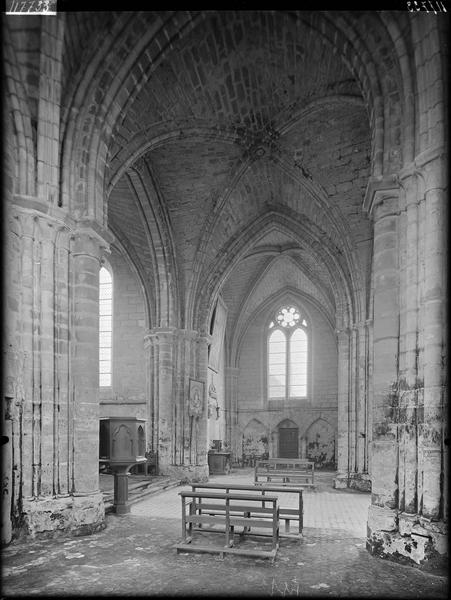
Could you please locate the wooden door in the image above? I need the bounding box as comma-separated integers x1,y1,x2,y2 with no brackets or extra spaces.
278,428,299,458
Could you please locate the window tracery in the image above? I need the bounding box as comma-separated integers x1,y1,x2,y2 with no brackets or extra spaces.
267,305,308,399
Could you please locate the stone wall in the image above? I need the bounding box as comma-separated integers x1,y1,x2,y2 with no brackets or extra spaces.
234,296,338,466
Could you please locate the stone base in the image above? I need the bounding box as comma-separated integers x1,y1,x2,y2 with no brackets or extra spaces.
21,492,105,539
367,505,448,571
160,463,209,483
334,471,372,492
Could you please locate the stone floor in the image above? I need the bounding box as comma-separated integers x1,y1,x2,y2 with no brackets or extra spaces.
2,470,448,598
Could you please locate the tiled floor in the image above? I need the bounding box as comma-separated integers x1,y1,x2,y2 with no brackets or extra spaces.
131,470,370,538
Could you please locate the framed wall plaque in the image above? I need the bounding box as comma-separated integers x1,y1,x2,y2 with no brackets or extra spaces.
188,379,204,417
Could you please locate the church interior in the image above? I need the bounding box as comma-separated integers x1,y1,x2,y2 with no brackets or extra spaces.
2,8,448,596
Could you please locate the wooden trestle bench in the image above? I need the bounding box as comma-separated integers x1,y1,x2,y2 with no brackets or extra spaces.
190,482,304,538
254,459,315,486
175,490,279,561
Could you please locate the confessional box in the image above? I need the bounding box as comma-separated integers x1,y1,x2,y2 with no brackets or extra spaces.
99,417,146,466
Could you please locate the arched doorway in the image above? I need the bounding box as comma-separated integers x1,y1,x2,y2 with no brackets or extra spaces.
277,419,299,458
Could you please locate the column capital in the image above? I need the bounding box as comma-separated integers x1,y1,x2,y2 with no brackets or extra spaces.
143,327,210,348
71,223,111,259
9,195,72,238
363,175,399,218
335,327,350,337
144,327,177,348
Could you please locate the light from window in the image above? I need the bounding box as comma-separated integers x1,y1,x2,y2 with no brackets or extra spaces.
268,306,308,399
289,328,307,396
268,329,286,398
99,266,112,387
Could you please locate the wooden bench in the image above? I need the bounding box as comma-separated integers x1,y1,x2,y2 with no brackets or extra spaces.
254,459,315,486
175,491,279,561
191,482,304,538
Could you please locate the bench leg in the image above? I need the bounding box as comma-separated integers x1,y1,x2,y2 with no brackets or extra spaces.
299,495,303,536
272,508,279,553
244,511,251,534
181,497,187,541
188,501,195,537
229,526,234,546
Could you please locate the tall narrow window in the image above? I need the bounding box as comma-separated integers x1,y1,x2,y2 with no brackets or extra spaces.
268,329,286,398
99,266,112,387
267,306,308,400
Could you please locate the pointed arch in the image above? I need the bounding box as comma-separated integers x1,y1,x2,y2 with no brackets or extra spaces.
125,163,180,327
108,233,154,330
275,418,298,430
194,210,357,336
3,23,36,196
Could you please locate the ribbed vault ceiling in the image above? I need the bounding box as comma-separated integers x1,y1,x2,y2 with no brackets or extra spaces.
100,10,373,333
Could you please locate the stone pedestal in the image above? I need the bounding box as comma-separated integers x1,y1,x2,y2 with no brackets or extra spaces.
112,466,148,515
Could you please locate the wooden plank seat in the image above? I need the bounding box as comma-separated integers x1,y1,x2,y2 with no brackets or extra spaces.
254,459,315,486
175,491,279,561
191,482,304,538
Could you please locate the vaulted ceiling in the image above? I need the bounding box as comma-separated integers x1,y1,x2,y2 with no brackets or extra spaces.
65,11,375,335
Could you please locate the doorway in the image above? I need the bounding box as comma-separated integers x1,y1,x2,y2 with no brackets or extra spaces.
278,427,299,458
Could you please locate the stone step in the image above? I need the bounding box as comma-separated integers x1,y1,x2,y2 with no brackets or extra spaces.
103,476,181,513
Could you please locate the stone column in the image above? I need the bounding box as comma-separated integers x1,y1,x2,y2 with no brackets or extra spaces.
334,321,370,491
364,318,373,476
349,324,358,473
144,328,176,472
355,321,370,487
367,187,400,538
5,201,110,537
300,436,307,459
7,205,72,536
334,327,350,488
225,367,239,460
1,396,13,545
364,157,447,567
272,430,279,459
419,155,446,521
70,229,107,496
144,328,210,481
195,333,210,469
397,171,420,515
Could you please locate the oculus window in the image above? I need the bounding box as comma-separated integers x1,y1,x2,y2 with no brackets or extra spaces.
268,306,308,399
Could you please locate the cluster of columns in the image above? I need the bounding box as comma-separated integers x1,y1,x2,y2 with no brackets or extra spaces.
143,328,211,481
225,367,240,459
366,148,447,564
334,320,372,491
2,197,110,542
